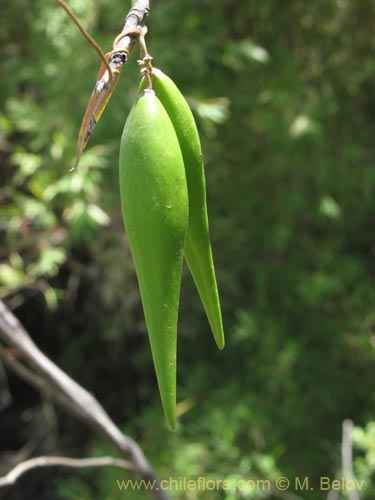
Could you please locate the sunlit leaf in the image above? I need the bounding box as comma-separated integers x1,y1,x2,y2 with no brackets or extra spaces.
28,247,67,278
87,204,111,226
289,114,320,138
11,151,42,183
223,39,270,69
319,195,341,219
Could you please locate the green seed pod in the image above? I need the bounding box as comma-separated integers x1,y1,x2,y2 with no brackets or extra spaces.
141,69,225,350
119,89,188,429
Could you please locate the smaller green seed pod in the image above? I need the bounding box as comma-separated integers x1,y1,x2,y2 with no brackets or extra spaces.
141,69,225,350
119,89,189,429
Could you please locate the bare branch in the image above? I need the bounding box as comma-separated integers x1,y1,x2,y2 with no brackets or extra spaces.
0,347,84,420
342,419,360,500
0,300,170,500
0,432,41,475
0,455,134,488
0,360,11,411
327,489,339,500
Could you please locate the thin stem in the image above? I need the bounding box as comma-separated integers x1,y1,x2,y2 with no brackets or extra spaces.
55,0,113,81
138,28,154,88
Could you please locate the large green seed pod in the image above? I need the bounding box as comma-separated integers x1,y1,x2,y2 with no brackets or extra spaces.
142,69,225,350
119,90,188,429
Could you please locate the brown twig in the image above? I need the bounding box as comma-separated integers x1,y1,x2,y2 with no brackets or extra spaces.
102,0,150,78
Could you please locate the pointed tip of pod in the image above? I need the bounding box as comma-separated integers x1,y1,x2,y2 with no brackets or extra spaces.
212,325,225,350
216,337,225,350
161,396,176,430
167,417,176,431
159,389,176,430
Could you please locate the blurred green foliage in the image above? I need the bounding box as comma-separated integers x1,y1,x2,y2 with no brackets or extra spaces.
0,0,374,499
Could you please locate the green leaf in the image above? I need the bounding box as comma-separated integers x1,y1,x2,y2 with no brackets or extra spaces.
28,247,67,278
319,195,341,219
87,204,111,226
223,39,270,69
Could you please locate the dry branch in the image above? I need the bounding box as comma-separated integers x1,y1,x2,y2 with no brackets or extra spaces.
0,299,170,500
0,456,134,488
